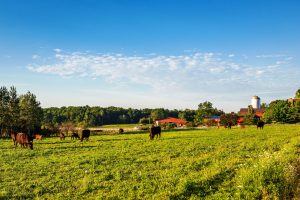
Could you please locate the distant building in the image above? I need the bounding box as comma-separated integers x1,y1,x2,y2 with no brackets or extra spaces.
288,98,300,107
238,96,265,124
238,108,265,118
203,116,221,122
251,96,261,109
156,117,187,127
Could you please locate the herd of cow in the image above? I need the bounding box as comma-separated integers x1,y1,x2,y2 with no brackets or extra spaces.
10,129,91,150
9,121,264,150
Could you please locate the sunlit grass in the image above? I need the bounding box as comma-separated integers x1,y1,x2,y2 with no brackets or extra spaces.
1,124,300,199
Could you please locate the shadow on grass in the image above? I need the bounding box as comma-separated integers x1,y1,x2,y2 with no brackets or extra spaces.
51,145,98,150
95,138,144,142
0,194,34,200
170,167,237,199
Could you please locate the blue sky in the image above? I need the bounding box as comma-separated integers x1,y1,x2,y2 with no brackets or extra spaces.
1,0,300,112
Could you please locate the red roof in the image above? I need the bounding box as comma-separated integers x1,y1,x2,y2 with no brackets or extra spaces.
239,108,265,117
158,117,187,124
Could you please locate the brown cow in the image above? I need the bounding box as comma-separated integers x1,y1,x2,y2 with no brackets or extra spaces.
34,134,43,140
10,132,17,145
59,133,65,141
149,126,161,140
15,133,33,150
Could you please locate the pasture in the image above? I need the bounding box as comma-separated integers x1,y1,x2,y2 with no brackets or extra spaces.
1,124,300,199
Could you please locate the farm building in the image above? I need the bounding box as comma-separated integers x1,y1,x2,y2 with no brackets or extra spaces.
156,117,187,127
203,116,221,127
288,98,300,107
203,116,221,124
238,108,265,117
237,96,265,124
237,108,265,124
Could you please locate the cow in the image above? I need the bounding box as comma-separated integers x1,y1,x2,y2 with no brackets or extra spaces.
80,129,90,142
257,120,265,129
59,133,65,141
10,132,17,145
149,126,161,140
227,121,233,129
15,133,33,150
34,134,43,140
119,128,124,134
71,132,80,140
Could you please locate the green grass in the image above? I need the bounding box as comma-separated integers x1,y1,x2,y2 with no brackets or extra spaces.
1,124,300,199
96,124,139,129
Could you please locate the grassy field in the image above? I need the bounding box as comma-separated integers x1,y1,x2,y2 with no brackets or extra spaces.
96,124,139,129
1,124,300,199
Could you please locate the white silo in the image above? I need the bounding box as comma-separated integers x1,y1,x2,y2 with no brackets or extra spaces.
251,96,260,109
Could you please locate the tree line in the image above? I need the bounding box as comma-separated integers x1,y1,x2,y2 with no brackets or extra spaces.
1,86,299,137
0,86,42,137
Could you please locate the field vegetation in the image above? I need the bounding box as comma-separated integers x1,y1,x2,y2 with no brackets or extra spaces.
1,124,300,199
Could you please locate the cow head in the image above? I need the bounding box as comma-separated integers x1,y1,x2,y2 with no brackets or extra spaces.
28,142,33,150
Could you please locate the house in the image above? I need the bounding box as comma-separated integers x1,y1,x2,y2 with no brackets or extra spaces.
203,116,221,122
237,108,265,124
203,116,221,127
156,117,187,127
238,108,265,117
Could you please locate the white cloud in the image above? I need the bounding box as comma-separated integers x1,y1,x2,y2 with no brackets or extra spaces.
53,48,62,53
255,54,287,58
28,49,287,90
32,54,40,60
228,54,235,58
27,49,296,111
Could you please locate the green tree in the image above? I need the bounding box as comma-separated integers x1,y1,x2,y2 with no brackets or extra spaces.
139,117,152,125
0,86,10,136
263,100,299,123
178,109,196,122
19,92,43,135
8,86,20,132
150,108,166,121
260,102,269,109
194,101,224,125
220,112,239,126
243,105,258,125
295,88,300,98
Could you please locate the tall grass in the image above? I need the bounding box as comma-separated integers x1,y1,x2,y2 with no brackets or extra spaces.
0,124,299,199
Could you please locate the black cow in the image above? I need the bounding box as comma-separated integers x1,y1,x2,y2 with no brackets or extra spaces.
149,126,161,140
71,132,80,140
15,133,33,150
80,129,90,142
257,121,265,129
227,121,233,129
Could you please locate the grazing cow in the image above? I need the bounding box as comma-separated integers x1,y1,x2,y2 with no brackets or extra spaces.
119,128,124,134
71,132,80,140
80,129,90,142
227,121,233,129
257,121,265,129
149,126,161,140
59,133,65,141
10,132,17,145
15,133,33,150
34,134,43,140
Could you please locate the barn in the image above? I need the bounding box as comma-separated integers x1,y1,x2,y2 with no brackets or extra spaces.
237,108,265,124
156,117,187,127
